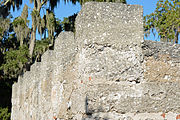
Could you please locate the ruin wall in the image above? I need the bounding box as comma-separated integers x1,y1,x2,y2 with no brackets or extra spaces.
11,2,180,120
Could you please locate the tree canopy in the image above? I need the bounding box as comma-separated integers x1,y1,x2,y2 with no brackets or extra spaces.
144,0,180,43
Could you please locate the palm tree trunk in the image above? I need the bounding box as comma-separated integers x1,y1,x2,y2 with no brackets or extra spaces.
28,0,45,58
29,25,36,58
175,26,179,43
175,32,178,43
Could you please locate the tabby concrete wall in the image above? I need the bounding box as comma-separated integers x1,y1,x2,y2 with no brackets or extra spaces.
11,2,180,120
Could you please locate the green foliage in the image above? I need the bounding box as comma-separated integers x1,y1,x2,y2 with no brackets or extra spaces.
12,17,26,28
144,0,180,43
0,46,29,79
46,10,56,45
31,9,41,30
12,5,29,46
0,18,10,39
0,78,12,120
34,39,49,61
55,18,62,37
61,13,77,32
0,107,10,120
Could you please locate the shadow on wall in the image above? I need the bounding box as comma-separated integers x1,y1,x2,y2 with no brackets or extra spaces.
84,95,109,120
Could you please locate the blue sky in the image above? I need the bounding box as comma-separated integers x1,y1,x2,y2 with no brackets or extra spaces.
127,0,158,16
11,0,160,40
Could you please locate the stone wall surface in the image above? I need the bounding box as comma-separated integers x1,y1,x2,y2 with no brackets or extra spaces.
75,2,144,83
142,40,180,82
11,2,180,120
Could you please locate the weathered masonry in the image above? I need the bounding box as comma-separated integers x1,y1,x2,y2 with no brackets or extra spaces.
11,2,180,120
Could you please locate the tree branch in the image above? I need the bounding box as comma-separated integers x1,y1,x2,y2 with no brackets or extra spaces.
41,0,47,7
37,0,47,12
3,0,10,6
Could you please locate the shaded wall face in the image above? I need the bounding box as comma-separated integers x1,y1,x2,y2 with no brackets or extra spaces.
11,32,77,120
